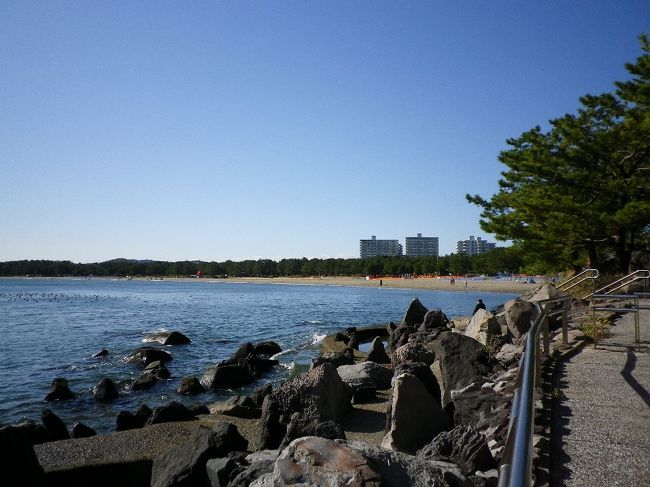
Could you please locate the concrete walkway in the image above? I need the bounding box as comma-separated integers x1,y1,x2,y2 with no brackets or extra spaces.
551,302,650,486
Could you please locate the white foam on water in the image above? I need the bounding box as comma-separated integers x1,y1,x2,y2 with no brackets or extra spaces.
311,332,326,344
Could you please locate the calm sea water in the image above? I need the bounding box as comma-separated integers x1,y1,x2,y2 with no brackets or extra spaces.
0,278,519,433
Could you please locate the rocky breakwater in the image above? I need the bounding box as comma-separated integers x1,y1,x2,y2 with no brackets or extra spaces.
3,285,589,486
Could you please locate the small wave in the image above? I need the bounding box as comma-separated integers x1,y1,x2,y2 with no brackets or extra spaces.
280,361,295,371
141,327,170,343
307,320,324,324
311,332,326,345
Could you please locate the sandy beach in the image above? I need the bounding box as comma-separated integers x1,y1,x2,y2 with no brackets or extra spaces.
211,276,541,294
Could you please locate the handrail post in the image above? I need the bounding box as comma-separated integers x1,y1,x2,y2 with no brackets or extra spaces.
542,315,550,356
561,308,568,345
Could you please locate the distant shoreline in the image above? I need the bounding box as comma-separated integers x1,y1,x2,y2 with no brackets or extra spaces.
1,275,541,294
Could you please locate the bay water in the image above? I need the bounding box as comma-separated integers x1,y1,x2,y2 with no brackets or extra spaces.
0,278,519,433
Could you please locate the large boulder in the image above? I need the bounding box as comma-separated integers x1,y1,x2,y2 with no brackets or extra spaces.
430,332,492,407
258,397,286,450
366,337,391,364
228,450,280,487
210,396,261,419
44,378,74,402
337,361,393,389
392,342,436,366
115,404,152,431
0,423,44,486
417,425,496,477
381,373,451,454
402,298,428,325
41,409,70,442
465,309,501,347
150,422,248,487
280,412,346,449
132,373,159,391
71,422,97,438
311,348,354,369
524,284,569,303
393,362,442,406
252,341,282,357
93,378,119,401
147,401,196,425
162,331,191,345
251,437,468,487
201,364,254,390
144,360,171,379
504,299,536,340
420,309,450,332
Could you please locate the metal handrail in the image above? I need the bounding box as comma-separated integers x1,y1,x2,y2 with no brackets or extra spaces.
591,293,650,345
498,296,573,487
584,270,650,299
557,269,599,292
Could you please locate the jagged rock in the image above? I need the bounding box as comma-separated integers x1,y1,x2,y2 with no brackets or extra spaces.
495,343,523,364
10,420,48,445
44,378,74,402
177,376,205,395
205,457,239,487
188,404,210,416
504,299,535,340
417,425,496,476
251,437,468,487
163,331,191,345
392,342,436,366
465,309,501,346
337,361,393,389
252,341,282,357
41,409,69,441
402,298,428,325
258,397,286,450
71,422,96,438
151,422,248,487
352,385,377,403
393,362,442,405
311,348,354,368
430,332,492,407
280,413,346,449
366,337,391,364
229,450,279,487
132,372,158,391
92,349,109,357
388,323,413,350
127,347,172,367
144,360,171,379
251,383,273,407
382,373,451,454
201,364,254,390
93,378,119,401
0,423,45,486
147,401,196,425
420,309,450,331
115,404,152,431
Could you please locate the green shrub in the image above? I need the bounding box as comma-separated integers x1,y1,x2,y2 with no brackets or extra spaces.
579,314,611,345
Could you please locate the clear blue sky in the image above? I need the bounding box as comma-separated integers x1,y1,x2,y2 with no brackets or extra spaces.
0,1,647,263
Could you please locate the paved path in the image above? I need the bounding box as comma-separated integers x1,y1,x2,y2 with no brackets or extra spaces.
551,302,650,486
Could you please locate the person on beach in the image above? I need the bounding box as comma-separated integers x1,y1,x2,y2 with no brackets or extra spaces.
473,299,486,315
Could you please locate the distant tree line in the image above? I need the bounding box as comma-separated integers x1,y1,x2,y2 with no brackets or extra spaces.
0,248,526,278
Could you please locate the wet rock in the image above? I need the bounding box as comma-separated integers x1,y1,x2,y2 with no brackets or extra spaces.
162,331,191,345
151,422,248,487
71,422,97,438
93,377,119,401
44,378,74,402
92,349,109,358
252,341,282,357
132,372,158,391
144,360,171,379
127,347,172,367
176,376,205,395
201,364,254,390
41,409,70,442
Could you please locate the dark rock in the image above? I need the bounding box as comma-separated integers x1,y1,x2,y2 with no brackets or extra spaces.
150,422,248,487
144,360,171,379
347,331,360,350
201,364,254,390
394,361,442,405
177,376,205,395
402,297,428,326
280,413,346,449
92,349,109,357
205,457,239,487
352,385,377,404
451,383,511,443
41,408,70,441
431,332,492,407
366,337,391,364
334,332,349,343
93,378,119,401
44,378,74,402
229,450,279,487
421,309,450,331
382,373,451,454
252,341,282,357
187,404,210,416
115,404,152,431
250,383,273,407
210,396,261,419
163,331,191,345
132,372,158,391
311,347,354,368
258,397,286,450
337,361,393,389
128,347,172,367
504,299,535,340
246,355,279,378
0,423,44,486
71,422,96,438
388,323,413,350
147,401,196,425
417,425,496,477
315,420,347,441
11,420,48,445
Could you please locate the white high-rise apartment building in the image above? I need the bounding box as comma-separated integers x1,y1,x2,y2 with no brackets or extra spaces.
359,236,403,258
456,236,496,256
405,233,439,257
